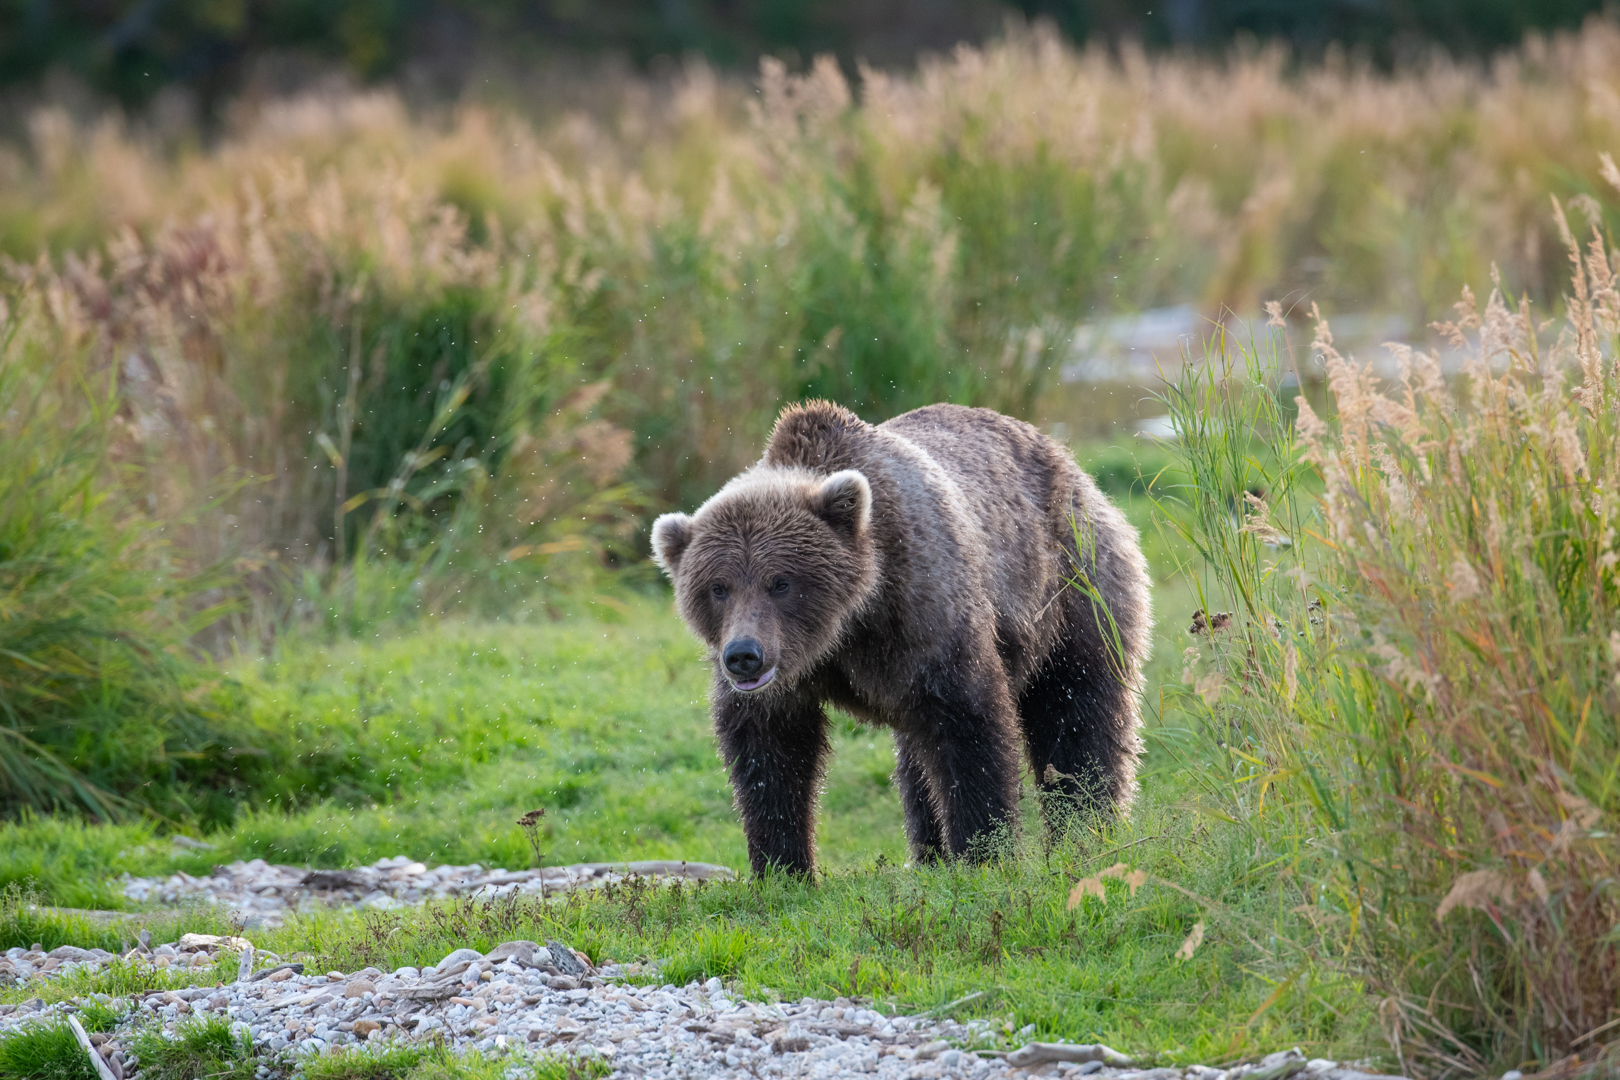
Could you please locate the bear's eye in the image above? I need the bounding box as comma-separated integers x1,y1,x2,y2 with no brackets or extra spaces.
711,583,729,600
770,577,791,596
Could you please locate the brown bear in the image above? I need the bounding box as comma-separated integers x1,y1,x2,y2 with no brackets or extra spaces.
651,401,1152,876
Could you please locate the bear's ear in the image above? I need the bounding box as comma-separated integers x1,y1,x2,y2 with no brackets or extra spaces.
811,470,871,541
650,513,694,576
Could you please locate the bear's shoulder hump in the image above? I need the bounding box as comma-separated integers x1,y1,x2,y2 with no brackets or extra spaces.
765,400,868,470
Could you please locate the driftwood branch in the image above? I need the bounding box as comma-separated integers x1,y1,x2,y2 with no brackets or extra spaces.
1003,1042,1134,1068
67,1015,120,1080
914,990,986,1018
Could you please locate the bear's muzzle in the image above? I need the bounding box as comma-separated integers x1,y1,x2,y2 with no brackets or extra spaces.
723,637,777,691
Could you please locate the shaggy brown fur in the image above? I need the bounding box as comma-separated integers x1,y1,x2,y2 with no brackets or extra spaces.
652,401,1152,876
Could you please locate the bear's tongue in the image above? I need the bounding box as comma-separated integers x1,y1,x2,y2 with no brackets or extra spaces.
734,667,777,692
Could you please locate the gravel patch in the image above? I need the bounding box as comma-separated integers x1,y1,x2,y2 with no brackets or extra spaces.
117,857,736,929
1,856,1409,1080
0,941,1408,1080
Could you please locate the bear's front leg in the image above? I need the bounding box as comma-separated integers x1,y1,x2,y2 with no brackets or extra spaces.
713,679,830,877
902,645,1022,860
893,734,946,864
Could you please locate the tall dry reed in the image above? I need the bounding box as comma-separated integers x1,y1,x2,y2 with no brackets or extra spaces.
0,290,258,822
4,18,1620,552
1161,162,1620,1076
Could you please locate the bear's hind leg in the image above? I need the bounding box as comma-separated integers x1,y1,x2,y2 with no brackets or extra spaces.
893,734,945,864
1018,626,1142,831
715,686,830,877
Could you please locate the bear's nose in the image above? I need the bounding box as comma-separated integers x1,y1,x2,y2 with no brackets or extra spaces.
723,638,765,679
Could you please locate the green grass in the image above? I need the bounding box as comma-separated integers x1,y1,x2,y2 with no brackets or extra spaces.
0,521,1387,1065
303,1043,609,1080
0,471,1390,1067
130,1017,255,1080
0,1021,96,1080
0,956,234,1008
522,1055,612,1080
72,1001,127,1035
3,470,1184,900
658,923,757,986
2,593,921,901
301,1044,436,1080
0,886,239,953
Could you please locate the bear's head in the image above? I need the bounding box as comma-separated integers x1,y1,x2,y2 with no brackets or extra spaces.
651,468,877,694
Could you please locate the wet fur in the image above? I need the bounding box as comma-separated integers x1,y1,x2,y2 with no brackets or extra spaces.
652,401,1152,876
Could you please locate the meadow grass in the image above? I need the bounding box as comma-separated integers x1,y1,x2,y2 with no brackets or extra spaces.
301,1044,437,1080
130,1017,256,1080
0,887,233,955
0,809,1377,1065
1,800,1379,1067
0,444,1184,897
0,547,1392,1067
1,599,883,895
0,1020,96,1080
72,1001,127,1036
302,1042,609,1080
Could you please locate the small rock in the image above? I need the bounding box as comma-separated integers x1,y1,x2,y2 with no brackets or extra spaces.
48,946,100,963
483,941,540,966
435,948,483,970
545,941,587,977
171,835,216,851
249,963,303,982
1231,1049,1307,1080
1006,1043,1134,1069
344,980,375,998
178,933,250,951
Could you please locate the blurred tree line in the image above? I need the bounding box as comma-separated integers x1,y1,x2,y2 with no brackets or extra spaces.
0,0,1607,109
